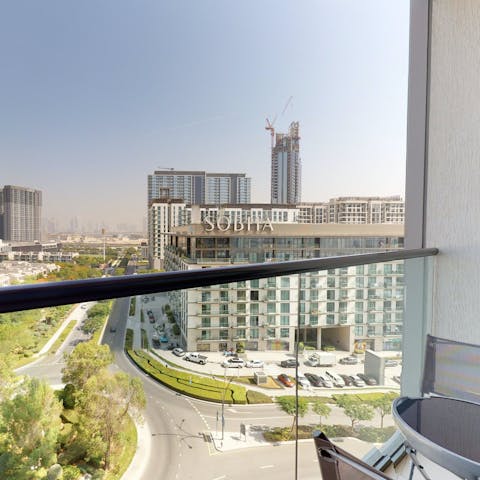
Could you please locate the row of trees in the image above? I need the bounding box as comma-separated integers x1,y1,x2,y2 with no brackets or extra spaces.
278,392,398,437
0,342,145,479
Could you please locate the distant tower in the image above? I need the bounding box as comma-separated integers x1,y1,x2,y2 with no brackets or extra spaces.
0,185,42,242
270,122,301,204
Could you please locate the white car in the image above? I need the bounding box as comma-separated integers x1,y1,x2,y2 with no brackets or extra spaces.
172,347,185,357
222,358,245,368
318,375,333,388
297,375,310,388
325,370,345,388
246,359,264,368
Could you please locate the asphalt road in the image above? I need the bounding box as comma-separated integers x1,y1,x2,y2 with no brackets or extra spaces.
18,293,332,479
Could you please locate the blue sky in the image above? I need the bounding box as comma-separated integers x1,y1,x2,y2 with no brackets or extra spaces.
0,1,410,230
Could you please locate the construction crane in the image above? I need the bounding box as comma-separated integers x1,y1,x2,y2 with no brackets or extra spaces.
265,96,293,148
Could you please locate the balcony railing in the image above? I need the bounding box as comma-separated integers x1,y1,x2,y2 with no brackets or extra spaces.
0,247,438,480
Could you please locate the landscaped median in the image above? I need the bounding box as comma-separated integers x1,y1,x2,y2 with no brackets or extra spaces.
125,328,272,405
127,349,248,404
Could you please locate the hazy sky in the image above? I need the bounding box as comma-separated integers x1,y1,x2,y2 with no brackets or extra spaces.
0,1,410,230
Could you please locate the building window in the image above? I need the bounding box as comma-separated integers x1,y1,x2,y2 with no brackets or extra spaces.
356,289,364,300
267,303,276,314
201,292,211,302
326,314,335,325
367,313,376,323
367,325,376,336
267,290,276,301
281,277,290,288
250,303,259,314
326,302,335,313
267,327,275,338
280,328,289,338
356,265,364,275
219,317,228,328
250,328,259,339
220,291,229,302
236,317,246,327
356,277,364,288
281,290,290,301
236,329,246,339
237,290,246,301
280,315,289,326
200,330,210,340
201,318,211,328
280,303,290,314
250,279,259,288
250,290,259,301
219,329,229,340
339,314,348,324
355,313,364,324
250,316,259,327
327,290,335,300
220,304,228,314
354,325,363,336
339,302,347,313
237,304,246,314
327,277,336,288
355,301,363,313
201,305,211,315
310,315,318,326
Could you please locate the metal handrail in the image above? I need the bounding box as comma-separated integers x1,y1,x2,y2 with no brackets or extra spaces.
0,248,438,314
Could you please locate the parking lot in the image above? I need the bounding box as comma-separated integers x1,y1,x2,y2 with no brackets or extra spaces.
136,294,402,392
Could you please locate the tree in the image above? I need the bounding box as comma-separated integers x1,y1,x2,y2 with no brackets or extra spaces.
370,392,398,428
277,396,309,439
0,377,62,479
311,400,332,426
0,355,16,401
75,371,146,471
62,341,113,389
337,396,374,431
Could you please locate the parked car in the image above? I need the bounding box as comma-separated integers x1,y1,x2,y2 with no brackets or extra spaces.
184,352,208,365
109,325,117,333
317,374,333,388
385,359,399,367
339,374,353,386
246,359,264,368
348,375,365,387
160,335,169,343
325,370,345,388
172,347,185,357
339,356,359,365
304,372,323,387
280,359,299,368
297,375,310,388
357,373,378,385
277,374,294,387
305,356,320,367
222,358,245,368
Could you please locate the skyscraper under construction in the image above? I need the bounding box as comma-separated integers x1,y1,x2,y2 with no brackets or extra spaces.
270,121,301,204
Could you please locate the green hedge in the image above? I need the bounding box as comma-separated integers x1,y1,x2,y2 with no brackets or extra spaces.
127,350,247,404
125,329,134,350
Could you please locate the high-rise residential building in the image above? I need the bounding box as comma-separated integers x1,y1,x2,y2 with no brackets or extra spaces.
148,197,405,267
148,170,251,205
0,185,42,242
271,121,301,204
164,222,404,354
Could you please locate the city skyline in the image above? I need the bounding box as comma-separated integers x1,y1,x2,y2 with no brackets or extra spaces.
1,1,409,229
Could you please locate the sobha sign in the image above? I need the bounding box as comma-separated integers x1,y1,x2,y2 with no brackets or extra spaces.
203,216,274,232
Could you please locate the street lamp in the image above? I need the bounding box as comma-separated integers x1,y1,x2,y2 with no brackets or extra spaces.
220,366,234,442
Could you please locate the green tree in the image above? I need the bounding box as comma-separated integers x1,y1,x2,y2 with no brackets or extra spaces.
0,378,62,479
277,396,309,439
62,341,113,389
76,371,145,471
311,400,332,426
370,392,398,428
337,396,374,431
0,355,16,401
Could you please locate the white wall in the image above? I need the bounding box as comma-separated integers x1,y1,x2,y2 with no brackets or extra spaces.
426,0,480,342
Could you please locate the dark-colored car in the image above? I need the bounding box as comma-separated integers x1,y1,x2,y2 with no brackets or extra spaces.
304,372,323,387
348,375,365,387
109,325,117,333
280,359,299,368
339,374,353,386
357,373,378,386
277,374,294,387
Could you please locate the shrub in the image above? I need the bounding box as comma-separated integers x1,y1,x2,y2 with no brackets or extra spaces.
172,324,181,336
246,390,273,404
63,465,81,480
125,328,134,349
63,383,76,409
47,464,63,480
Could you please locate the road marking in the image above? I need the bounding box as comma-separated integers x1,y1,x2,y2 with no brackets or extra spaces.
260,465,274,469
